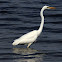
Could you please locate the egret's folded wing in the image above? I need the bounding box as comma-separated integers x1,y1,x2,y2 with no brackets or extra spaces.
19,30,37,39
13,30,38,45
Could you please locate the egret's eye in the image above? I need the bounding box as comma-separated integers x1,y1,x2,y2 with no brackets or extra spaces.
47,7,49,8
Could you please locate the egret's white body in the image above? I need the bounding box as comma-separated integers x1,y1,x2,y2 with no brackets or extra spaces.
13,30,38,45
12,6,55,48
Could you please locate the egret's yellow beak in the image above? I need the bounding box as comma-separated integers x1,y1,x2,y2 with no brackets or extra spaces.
48,7,56,9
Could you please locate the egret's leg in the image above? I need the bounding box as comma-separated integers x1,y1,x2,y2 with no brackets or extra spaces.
27,43,32,48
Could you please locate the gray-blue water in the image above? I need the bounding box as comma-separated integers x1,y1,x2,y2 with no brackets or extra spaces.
0,0,62,62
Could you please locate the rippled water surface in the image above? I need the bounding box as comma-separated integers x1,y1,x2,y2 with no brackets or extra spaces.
0,0,62,62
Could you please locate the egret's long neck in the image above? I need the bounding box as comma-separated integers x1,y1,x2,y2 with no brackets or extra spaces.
38,8,45,36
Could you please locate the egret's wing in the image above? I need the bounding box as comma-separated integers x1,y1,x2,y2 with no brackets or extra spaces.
13,30,38,45
19,30,37,39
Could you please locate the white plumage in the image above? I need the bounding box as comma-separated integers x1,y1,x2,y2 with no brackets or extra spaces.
13,30,37,45
12,6,56,48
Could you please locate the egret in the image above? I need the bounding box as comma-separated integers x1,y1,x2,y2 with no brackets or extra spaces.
12,6,56,48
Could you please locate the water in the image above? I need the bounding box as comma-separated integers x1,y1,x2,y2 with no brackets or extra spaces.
0,0,62,62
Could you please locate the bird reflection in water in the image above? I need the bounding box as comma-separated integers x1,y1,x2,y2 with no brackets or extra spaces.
12,48,44,62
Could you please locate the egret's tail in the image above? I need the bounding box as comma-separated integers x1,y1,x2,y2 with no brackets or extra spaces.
12,42,18,46
12,39,20,46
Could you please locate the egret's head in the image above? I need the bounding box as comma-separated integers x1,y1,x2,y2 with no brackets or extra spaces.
40,6,56,17
43,6,56,10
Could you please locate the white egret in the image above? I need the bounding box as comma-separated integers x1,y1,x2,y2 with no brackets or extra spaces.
12,6,56,48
